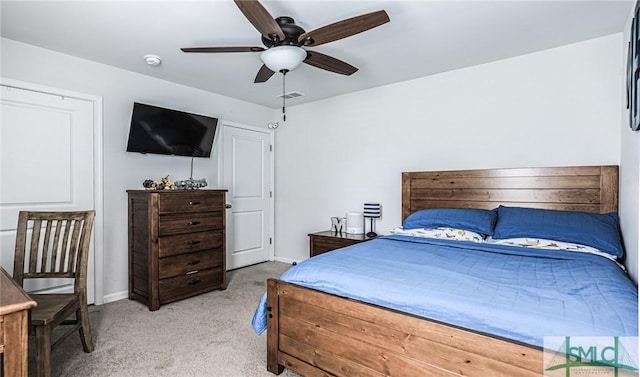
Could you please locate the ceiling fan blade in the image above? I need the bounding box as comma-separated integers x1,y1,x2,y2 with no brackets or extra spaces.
298,10,389,47
254,64,275,83
304,51,358,76
234,0,285,42
181,46,264,53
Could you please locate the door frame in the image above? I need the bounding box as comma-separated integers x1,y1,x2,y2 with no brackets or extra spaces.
217,120,275,264
1,77,105,305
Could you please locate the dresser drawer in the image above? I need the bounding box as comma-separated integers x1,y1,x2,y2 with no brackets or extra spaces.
158,250,223,279
311,236,362,255
158,230,223,258
159,213,222,235
159,268,223,303
158,193,224,214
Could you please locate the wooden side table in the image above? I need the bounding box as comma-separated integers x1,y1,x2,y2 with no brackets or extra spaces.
0,267,37,377
308,231,375,257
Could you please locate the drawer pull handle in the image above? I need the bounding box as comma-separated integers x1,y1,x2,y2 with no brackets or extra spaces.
188,279,201,286
188,201,200,206
186,270,199,275
187,259,201,266
187,221,201,226
187,240,201,245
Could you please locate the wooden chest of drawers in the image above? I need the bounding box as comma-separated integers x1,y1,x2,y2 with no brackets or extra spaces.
127,189,227,310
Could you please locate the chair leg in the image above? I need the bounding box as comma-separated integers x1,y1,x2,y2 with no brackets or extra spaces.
77,305,94,353
35,325,52,377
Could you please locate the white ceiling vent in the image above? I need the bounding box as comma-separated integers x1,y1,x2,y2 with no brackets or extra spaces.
277,91,305,100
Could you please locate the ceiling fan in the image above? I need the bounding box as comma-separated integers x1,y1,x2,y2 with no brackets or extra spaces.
181,0,390,83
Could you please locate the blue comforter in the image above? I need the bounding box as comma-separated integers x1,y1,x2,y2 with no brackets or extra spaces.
252,235,638,347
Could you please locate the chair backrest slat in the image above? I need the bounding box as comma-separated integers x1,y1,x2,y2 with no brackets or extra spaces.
29,219,42,273
60,219,72,272
41,220,54,272
67,219,82,273
51,220,63,272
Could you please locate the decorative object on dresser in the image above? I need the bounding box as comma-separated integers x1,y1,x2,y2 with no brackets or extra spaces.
172,177,208,190
345,211,364,234
308,230,374,257
142,176,174,190
127,189,227,311
330,216,346,233
363,202,381,237
142,176,209,190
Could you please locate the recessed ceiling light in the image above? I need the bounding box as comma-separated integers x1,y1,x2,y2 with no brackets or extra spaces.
144,54,162,66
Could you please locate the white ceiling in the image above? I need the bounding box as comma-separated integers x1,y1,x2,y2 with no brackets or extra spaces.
1,1,633,109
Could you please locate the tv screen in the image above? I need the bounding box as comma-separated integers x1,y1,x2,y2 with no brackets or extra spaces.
126,102,218,158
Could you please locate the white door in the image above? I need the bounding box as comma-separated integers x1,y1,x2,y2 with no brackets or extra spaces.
222,123,273,270
0,84,96,303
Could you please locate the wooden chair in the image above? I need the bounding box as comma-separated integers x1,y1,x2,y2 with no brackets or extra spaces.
12,210,96,377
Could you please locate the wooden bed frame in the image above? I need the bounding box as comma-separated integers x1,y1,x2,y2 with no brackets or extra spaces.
266,165,619,377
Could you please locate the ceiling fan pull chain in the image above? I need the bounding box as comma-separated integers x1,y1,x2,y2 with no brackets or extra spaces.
282,69,287,122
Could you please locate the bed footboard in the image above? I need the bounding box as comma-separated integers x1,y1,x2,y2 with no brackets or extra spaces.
266,278,545,376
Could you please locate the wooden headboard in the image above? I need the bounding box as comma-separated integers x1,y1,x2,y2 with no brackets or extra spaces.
402,165,618,221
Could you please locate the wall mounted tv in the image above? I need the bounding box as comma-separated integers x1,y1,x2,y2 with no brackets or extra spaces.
126,102,218,158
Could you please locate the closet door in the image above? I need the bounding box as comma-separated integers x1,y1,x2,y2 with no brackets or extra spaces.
0,83,96,303
222,123,274,270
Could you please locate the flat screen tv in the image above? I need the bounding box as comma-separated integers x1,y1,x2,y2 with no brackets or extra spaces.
126,102,218,158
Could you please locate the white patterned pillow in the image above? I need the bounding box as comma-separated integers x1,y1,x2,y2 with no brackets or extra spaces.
489,237,617,261
390,227,485,243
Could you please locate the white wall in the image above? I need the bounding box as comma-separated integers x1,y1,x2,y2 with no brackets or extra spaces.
620,9,640,284
1,38,275,302
274,35,626,266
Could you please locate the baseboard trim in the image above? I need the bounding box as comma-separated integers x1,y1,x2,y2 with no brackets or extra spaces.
102,290,129,304
274,256,302,265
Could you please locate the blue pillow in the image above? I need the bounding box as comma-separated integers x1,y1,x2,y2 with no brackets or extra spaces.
402,208,497,236
492,205,624,258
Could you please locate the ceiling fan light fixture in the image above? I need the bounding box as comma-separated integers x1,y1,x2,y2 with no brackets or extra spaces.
260,46,307,72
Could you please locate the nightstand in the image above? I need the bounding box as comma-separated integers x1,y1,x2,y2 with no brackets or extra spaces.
308,231,375,257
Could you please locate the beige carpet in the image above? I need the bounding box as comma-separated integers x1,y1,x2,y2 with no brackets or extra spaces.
37,261,302,377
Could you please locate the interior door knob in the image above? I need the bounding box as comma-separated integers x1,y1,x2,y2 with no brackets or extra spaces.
226,203,232,209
